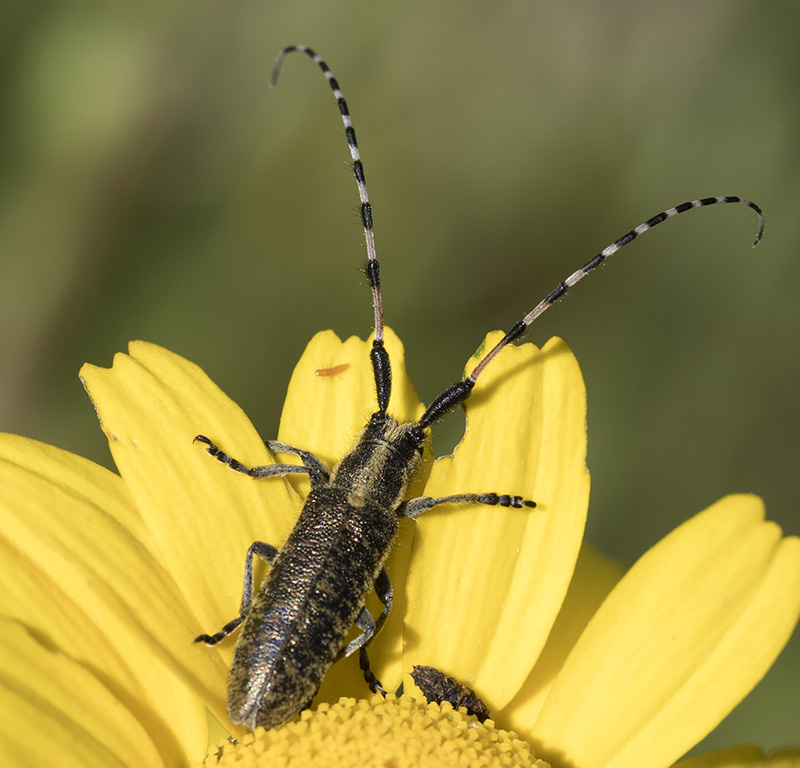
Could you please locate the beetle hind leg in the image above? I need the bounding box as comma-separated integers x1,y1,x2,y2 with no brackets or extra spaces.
335,569,393,695
193,540,278,646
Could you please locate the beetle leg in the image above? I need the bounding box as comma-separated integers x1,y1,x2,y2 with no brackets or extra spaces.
335,577,391,697
402,491,536,519
195,435,329,487
194,541,278,646
264,440,331,486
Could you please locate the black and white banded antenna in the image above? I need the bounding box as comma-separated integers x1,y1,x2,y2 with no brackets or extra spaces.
416,196,764,429
466,196,765,383
270,45,393,418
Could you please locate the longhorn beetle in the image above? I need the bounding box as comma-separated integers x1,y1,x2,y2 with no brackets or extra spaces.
194,45,764,732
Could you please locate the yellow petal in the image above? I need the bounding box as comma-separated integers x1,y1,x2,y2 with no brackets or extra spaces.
532,494,800,768
497,544,624,734
0,433,215,761
677,746,800,768
0,620,164,768
404,334,590,711
80,341,299,643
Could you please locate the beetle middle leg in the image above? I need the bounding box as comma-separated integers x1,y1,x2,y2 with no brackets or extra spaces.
402,491,536,519
194,540,278,646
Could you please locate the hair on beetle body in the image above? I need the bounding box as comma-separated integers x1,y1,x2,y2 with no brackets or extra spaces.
194,45,764,731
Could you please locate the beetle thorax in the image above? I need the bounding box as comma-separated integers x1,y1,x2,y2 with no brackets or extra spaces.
329,413,425,512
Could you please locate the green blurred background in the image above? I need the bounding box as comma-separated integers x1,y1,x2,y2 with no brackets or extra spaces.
1,0,797,754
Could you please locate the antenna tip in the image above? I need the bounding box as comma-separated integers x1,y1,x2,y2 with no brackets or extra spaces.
270,45,301,88
748,200,765,248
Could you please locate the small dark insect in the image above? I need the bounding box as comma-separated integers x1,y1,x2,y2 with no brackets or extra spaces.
411,665,491,722
194,45,764,732
315,363,351,377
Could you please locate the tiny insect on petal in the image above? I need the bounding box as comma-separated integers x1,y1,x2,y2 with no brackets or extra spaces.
315,363,351,376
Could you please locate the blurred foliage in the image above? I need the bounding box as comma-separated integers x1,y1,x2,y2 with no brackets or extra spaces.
1,0,798,754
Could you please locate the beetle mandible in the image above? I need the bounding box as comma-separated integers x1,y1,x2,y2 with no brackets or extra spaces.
194,45,764,731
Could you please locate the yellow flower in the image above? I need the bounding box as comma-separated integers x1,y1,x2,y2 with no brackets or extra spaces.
0,329,797,768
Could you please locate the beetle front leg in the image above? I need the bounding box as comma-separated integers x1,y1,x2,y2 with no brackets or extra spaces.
194,435,329,488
